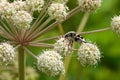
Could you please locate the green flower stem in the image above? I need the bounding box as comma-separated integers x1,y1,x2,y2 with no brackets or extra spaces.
0,20,15,40
24,0,52,40
29,20,60,41
58,24,64,35
79,27,111,35
77,12,90,32
0,27,14,40
29,6,83,41
66,6,81,20
23,46,38,59
0,19,13,35
27,17,52,41
5,18,17,35
34,27,111,43
5,19,19,41
34,36,60,42
28,42,54,48
14,44,21,49
59,54,72,80
18,47,26,80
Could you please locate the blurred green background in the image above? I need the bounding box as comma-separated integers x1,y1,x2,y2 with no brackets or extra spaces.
8,0,120,80
30,0,120,80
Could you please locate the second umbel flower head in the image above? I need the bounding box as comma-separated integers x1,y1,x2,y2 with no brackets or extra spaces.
78,43,101,66
111,15,120,36
78,0,102,12
0,42,15,66
37,50,65,76
48,2,68,20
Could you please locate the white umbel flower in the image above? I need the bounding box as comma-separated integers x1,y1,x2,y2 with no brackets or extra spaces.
11,11,32,29
54,37,73,56
26,0,44,12
0,0,7,2
78,43,101,66
11,1,27,11
111,16,120,35
0,2,16,19
53,0,68,4
37,50,65,76
48,3,68,20
0,43,15,66
78,0,102,12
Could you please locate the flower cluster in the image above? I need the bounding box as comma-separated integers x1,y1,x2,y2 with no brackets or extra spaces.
111,15,120,36
0,0,7,2
48,3,68,20
0,2,16,18
54,37,73,56
0,42,15,66
0,0,111,78
37,50,65,76
11,1,27,11
26,0,44,12
11,11,32,29
78,0,102,12
78,43,101,66
0,0,32,29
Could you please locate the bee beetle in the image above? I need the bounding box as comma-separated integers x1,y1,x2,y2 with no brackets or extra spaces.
64,31,76,41
64,31,87,43
74,34,86,43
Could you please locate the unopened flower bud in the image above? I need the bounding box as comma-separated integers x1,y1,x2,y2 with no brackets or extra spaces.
78,43,101,66
37,50,65,76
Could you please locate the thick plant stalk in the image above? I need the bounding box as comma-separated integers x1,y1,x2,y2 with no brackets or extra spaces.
18,47,26,80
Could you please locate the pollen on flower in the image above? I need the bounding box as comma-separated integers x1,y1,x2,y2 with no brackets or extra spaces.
37,50,65,76
0,42,15,66
78,0,102,12
54,37,73,56
78,43,101,66
48,3,68,20
26,0,44,12
11,11,33,29
111,15,120,36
